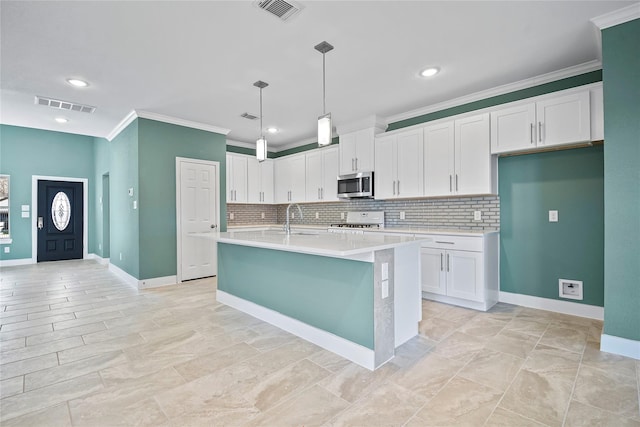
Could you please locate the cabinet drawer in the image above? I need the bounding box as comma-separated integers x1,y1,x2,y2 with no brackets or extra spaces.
416,234,483,252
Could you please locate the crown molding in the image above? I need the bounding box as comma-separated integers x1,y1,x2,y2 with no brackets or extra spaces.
106,110,137,141
226,139,255,150
275,135,319,152
386,60,602,124
335,115,388,136
135,111,231,135
591,3,640,29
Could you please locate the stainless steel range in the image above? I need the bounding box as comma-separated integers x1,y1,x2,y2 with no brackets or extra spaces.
328,211,384,234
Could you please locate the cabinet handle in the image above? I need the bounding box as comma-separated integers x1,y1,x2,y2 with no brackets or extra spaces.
446,253,450,272
321,188,324,200
435,241,455,244
355,158,358,170
530,123,534,144
538,122,543,142
397,180,400,195
392,181,396,195
455,174,458,192
318,188,321,200
449,175,453,192
352,158,355,171
440,253,444,271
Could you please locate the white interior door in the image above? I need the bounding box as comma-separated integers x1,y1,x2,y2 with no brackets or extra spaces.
177,158,219,281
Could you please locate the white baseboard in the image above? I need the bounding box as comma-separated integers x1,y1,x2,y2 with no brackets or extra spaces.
108,263,138,287
87,253,110,265
600,334,640,360
139,275,177,289
499,291,604,320
0,258,33,267
217,290,376,370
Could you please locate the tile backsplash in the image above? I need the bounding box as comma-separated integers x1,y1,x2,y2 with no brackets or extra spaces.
228,195,499,231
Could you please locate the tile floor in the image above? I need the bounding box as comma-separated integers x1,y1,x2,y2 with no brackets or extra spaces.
1,260,639,426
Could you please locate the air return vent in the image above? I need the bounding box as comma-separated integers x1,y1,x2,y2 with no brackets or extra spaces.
35,96,96,114
255,0,303,21
241,112,258,120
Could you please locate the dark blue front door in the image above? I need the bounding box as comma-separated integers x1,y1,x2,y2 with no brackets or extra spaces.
37,180,83,262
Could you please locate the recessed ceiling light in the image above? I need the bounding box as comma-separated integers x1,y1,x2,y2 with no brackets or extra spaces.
267,127,278,134
55,117,68,123
66,78,89,87
420,67,440,77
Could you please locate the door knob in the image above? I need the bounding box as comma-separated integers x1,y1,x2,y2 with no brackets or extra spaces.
37,217,44,230
210,224,217,229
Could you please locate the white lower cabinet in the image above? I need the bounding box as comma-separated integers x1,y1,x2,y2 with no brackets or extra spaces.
418,233,499,311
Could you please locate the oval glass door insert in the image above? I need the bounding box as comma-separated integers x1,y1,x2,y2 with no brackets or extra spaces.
51,191,71,231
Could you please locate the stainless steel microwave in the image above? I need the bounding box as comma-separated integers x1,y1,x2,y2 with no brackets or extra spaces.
337,172,374,199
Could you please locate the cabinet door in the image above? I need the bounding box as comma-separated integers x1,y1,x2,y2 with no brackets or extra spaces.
396,130,423,198
338,132,357,175
305,151,323,202
424,121,455,197
374,135,396,200
420,248,446,295
446,250,483,302
246,157,261,204
226,154,233,203
321,147,339,201
354,128,375,172
537,91,590,148
490,103,536,154
455,113,491,196
274,158,291,204
260,160,274,204
289,154,306,203
232,155,247,203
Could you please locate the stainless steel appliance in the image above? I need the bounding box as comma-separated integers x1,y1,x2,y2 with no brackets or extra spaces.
337,172,374,199
328,211,384,234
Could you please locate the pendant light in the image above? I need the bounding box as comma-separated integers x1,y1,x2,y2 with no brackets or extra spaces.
254,80,269,162
315,41,334,147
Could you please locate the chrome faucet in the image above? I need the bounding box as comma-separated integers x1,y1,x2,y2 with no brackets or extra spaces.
284,203,303,235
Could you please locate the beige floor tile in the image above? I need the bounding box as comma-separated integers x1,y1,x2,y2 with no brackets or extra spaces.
0,375,24,398
433,331,486,362
418,316,459,341
0,305,50,319
0,352,58,380
457,316,508,338
409,376,502,426
0,337,25,352
573,364,640,418
391,352,463,398
25,350,126,391
538,324,588,353
486,329,540,358
328,381,426,427
524,344,582,378
247,384,349,427
0,313,76,333
53,310,124,331
0,403,72,427
439,305,480,324
565,400,640,427
306,349,352,373
0,313,28,326
71,397,168,427
1,336,83,365
389,335,435,369
0,372,103,422
173,342,260,382
0,323,54,342
26,321,106,346
458,348,524,391
81,320,159,344
319,360,398,403
581,341,638,376
58,333,144,365
484,406,547,426
503,316,550,337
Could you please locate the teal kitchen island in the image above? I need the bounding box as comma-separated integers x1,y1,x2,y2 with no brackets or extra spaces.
206,229,428,370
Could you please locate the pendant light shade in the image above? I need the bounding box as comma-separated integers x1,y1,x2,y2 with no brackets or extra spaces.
315,41,334,147
254,80,269,162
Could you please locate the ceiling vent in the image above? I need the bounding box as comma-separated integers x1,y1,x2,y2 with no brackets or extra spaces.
255,0,303,21
35,96,96,114
241,112,259,120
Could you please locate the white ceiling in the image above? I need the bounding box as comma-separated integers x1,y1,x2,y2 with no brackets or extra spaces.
0,1,634,150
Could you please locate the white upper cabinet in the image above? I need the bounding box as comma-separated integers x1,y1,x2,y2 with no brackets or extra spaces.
305,146,338,202
424,113,495,197
226,153,247,203
491,89,591,154
339,128,375,175
275,153,306,204
375,129,423,199
247,157,274,204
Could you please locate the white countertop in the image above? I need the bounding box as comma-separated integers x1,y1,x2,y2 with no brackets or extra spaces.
195,229,428,258
227,224,498,237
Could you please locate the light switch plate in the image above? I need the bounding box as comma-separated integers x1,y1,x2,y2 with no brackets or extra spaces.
381,262,388,280
549,210,558,222
474,211,482,221
21,205,30,212
229,213,234,220
399,211,405,220
3,247,9,253
21,211,30,218
133,200,137,210
128,187,134,196
381,280,389,299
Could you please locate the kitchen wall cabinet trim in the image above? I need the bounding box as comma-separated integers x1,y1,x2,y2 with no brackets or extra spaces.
275,153,306,204
247,157,274,204
305,146,339,202
339,128,376,175
374,128,424,200
226,153,247,203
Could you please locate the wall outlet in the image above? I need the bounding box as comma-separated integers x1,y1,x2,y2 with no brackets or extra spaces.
229,212,234,220
399,211,405,220
3,247,9,253
261,212,265,219
98,243,102,250
381,280,389,299
474,210,482,221
549,210,558,222
559,279,583,300
291,212,295,219
341,212,345,220
119,252,123,261
315,212,319,220
128,187,134,197
133,200,137,210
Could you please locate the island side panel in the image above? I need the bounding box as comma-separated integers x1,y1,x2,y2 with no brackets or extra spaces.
373,249,395,367
217,242,375,349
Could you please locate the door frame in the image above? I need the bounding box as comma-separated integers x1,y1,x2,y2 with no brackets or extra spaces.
175,157,220,283
31,175,89,263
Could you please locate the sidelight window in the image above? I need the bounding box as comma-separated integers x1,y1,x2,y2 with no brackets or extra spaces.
0,175,9,239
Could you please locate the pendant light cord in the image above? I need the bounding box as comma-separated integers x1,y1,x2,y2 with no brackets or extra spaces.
322,52,326,115
259,87,263,139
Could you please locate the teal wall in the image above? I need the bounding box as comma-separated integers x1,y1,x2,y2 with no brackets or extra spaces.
602,19,640,341
218,243,375,349
0,125,95,261
137,118,227,280
499,146,604,306
108,120,140,278
93,137,110,258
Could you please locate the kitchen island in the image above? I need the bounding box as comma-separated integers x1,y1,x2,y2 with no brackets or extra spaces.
202,229,428,370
